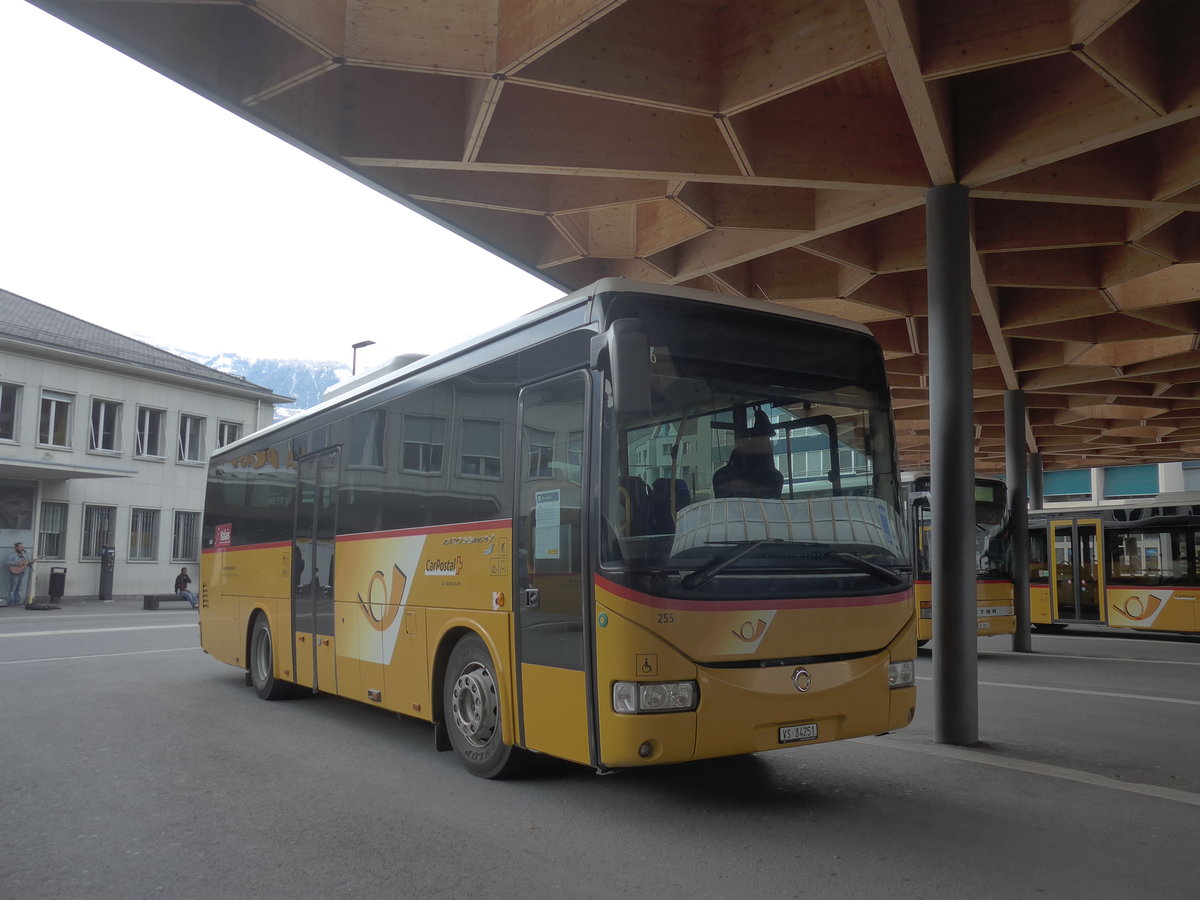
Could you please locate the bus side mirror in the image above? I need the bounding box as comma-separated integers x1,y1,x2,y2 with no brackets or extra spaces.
593,320,650,415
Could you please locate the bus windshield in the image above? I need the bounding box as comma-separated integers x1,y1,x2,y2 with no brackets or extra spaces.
599,300,906,598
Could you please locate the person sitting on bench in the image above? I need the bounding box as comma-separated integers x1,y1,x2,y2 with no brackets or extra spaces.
175,567,199,610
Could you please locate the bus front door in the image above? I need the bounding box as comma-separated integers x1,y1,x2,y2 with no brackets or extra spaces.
293,448,340,692
1050,518,1105,624
514,372,593,766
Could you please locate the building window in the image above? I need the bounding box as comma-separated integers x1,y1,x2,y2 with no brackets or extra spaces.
89,399,123,452
0,382,20,441
39,390,74,448
527,427,554,479
217,421,241,448
568,430,583,481
38,502,68,560
178,414,206,462
172,511,200,562
402,414,445,473
129,508,160,561
350,410,385,468
136,406,166,457
460,419,502,478
82,505,116,559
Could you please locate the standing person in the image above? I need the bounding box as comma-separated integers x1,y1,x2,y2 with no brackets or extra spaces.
175,566,198,610
5,542,32,608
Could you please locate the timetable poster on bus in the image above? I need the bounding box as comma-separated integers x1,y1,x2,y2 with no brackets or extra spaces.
534,489,561,560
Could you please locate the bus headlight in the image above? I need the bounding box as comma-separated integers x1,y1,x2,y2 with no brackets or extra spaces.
613,680,698,714
888,660,915,689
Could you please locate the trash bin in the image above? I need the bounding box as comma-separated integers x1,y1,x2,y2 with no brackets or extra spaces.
49,566,66,601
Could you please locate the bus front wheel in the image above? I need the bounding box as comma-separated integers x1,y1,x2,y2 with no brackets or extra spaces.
249,614,295,701
443,634,528,779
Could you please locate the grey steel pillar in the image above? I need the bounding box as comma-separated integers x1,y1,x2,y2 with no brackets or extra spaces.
1029,453,1045,510
926,183,978,746
1005,390,1032,652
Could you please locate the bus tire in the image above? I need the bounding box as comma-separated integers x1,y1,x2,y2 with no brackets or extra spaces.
443,634,527,779
249,614,295,701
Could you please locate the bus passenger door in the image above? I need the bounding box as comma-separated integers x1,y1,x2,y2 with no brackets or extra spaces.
514,372,593,766
294,448,340,692
1050,519,1104,623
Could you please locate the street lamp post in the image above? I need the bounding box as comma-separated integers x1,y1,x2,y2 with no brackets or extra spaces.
351,340,375,375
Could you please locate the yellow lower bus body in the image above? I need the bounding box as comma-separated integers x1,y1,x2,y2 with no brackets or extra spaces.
914,579,1016,643
202,527,916,771
1030,583,1199,633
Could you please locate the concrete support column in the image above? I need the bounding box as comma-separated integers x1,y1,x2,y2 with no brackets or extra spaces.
1029,454,1045,510
926,184,977,746
1005,390,1031,653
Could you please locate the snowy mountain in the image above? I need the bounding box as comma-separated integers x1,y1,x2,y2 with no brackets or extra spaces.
152,342,351,419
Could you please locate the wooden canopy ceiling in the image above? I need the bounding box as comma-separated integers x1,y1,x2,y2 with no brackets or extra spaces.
32,0,1200,473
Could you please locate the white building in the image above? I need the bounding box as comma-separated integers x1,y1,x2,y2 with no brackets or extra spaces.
0,289,289,603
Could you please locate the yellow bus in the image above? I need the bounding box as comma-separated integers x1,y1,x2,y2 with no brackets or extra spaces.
1029,494,1200,634
200,278,916,777
906,475,1016,645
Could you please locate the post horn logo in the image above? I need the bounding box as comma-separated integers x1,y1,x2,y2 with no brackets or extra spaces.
356,564,407,632
732,618,768,642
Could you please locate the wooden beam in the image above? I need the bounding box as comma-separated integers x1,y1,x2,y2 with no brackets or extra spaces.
255,0,349,57
999,287,1111,328
974,199,1128,251
345,0,497,75
918,0,1071,80
958,54,1190,187
497,0,627,71
748,88,928,188
864,0,955,183
983,248,1103,288
510,1,718,112
1074,2,1165,115
717,0,883,114
476,85,738,175
464,77,505,162
1108,262,1200,309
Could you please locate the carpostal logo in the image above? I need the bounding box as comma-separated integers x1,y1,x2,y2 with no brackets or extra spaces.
425,555,465,577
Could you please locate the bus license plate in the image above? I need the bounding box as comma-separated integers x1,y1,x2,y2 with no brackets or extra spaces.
779,723,818,744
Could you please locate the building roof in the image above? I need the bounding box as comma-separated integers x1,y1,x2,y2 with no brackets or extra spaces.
0,288,289,402
24,0,1200,472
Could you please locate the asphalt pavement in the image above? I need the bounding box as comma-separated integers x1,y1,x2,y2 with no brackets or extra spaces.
1,598,1198,899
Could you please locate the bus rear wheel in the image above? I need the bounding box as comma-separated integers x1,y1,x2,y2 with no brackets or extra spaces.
443,634,528,779
249,614,295,701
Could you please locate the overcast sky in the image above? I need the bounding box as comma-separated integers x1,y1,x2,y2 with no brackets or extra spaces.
0,0,564,372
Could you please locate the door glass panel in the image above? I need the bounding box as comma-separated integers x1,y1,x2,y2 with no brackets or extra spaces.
294,448,340,636
518,373,587,670
1053,525,1075,619
1077,524,1100,621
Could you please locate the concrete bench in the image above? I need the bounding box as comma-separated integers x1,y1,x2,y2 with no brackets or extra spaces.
143,593,194,610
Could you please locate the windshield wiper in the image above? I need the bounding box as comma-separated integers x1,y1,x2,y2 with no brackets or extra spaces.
681,539,827,589
831,552,910,587
680,541,910,590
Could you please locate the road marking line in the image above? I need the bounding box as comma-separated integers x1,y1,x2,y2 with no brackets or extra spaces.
916,675,1200,706
912,676,1195,705
1005,651,1200,667
859,735,1200,808
0,624,197,638
0,647,200,665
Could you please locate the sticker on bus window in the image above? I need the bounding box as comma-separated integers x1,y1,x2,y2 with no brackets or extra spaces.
534,489,561,560
215,523,232,548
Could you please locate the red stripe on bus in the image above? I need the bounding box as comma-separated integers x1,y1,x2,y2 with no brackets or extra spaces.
203,540,291,554
337,519,513,542
594,573,909,612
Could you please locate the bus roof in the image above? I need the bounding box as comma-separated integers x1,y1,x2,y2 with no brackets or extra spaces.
215,277,875,456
